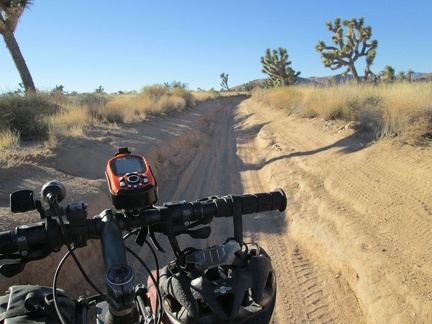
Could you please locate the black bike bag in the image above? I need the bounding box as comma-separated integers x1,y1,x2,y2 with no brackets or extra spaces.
0,285,76,323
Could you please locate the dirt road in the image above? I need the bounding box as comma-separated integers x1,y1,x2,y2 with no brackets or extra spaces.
1,96,431,322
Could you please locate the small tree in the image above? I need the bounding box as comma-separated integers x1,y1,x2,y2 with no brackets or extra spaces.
94,86,105,94
397,71,407,82
260,47,300,87
316,17,378,82
164,80,189,90
407,69,414,82
220,73,230,91
381,65,395,83
53,85,64,95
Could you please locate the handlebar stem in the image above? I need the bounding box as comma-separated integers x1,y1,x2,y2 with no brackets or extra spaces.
99,210,136,318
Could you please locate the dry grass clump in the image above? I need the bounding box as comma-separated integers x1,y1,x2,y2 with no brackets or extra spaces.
252,87,303,114
82,85,199,123
43,105,92,150
0,129,23,168
156,95,186,114
49,106,92,137
192,90,246,103
0,129,20,149
219,91,248,97
192,90,221,102
170,87,195,108
379,84,432,144
139,84,195,115
141,84,168,103
252,82,432,145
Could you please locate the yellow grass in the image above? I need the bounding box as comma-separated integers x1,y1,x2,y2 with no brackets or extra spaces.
0,129,20,149
252,82,432,144
192,90,221,102
0,129,22,167
49,106,91,137
104,86,199,120
157,95,186,114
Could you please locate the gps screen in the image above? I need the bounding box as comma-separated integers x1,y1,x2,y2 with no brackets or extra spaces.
112,156,146,175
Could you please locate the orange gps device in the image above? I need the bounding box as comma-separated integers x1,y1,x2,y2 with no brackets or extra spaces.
105,148,158,210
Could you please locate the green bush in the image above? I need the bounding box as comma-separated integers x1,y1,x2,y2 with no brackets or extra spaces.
0,94,60,139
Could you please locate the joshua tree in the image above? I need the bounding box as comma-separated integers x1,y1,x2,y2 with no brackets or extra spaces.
94,85,105,94
243,81,257,91
316,17,378,82
381,65,396,83
260,47,300,87
220,73,230,91
407,69,414,82
397,71,407,82
0,0,35,93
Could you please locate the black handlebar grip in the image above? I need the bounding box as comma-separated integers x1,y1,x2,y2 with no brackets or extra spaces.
0,230,16,254
240,188,287,215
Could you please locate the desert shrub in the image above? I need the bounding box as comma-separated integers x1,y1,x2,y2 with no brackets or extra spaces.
141,84,169,102
351,96,385,136
336,94,384,129
157,95,186,114
68,93,109,108
169,87,195,108
0,93,60,139
74,94,109,121
103,101,127,123
135,96,156,116
406,112,432,145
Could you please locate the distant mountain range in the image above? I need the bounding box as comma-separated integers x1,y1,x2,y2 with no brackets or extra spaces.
233,72,431,90
412,72,432,81
412,72,428,79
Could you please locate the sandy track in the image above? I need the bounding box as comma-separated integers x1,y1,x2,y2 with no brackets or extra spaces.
1,96,431,323
236,98,432,323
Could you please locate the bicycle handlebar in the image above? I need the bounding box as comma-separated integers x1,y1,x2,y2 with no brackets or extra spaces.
0,188,286,260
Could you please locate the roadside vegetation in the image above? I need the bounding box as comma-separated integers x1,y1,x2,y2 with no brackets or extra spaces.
0,85,242,158
252,82,432,145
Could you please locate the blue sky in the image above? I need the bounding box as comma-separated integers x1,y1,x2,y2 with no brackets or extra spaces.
1,0,431,93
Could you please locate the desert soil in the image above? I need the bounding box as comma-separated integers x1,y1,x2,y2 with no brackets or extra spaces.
0,96,431,323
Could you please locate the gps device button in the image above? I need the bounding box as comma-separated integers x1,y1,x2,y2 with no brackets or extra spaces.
128,175,140,184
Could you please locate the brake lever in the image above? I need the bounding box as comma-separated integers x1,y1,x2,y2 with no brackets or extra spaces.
0,258,27,277
186,227,211,239
0,242,55,278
